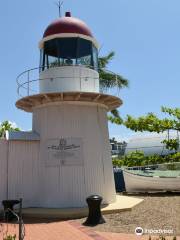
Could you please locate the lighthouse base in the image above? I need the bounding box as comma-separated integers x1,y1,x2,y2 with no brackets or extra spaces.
3,100,121,208
31,101,116,208
3,92,122,208
21,195,144,219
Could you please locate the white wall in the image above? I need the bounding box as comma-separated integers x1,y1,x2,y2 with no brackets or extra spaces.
32,102,116,208
0,103,116,209
0,140,8,209
8,141,40,208
39,66,99,93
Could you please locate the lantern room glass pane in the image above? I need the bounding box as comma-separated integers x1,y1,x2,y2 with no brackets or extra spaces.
92,45,98,71
76,38,92,67
39,49,44,71
40,37,98,71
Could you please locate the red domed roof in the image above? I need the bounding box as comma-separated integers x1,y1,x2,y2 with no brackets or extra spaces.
43,12,93,38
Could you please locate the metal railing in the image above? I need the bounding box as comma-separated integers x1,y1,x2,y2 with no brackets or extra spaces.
0,199,25,240
16,66,97,97
125,162,180,171
16,65,120,98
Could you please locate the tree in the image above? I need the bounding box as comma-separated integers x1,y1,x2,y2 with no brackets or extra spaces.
123,107,180,151
98,51,129,120
99,51,129,91
0,121,20,138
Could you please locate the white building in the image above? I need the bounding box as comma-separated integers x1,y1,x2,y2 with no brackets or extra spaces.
0,12,122,208
125,131,180,156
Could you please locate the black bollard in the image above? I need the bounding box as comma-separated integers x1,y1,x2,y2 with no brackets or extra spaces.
2,200,20,222
84,195,105,226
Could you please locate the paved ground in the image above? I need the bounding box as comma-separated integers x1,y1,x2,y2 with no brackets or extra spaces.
22,195,144,219
76,193,180,236
0,220,179,240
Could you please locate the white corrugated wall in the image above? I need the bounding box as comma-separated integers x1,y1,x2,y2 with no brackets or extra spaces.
8,141,40,207
0,103,116,209
0,140,8,209
33,102,116,208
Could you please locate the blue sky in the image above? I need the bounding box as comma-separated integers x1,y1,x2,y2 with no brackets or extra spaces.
0,0,180,140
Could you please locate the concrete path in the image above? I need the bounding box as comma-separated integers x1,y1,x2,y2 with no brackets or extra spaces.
22,195,144,219
1,220,179,240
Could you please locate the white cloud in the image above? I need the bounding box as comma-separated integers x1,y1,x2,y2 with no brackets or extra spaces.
8,121,18,129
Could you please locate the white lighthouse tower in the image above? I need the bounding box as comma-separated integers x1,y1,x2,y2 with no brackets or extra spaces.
15,12,122,208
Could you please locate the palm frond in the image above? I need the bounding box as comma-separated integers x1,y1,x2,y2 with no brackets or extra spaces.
98,51,128,125
99,69,129,91
98,51,129,91
98,51,115,69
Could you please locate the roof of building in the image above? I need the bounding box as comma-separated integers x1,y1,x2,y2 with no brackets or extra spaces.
43,12,93,38
6,131,40,141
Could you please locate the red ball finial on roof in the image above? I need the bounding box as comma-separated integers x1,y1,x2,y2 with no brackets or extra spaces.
43,12,93,38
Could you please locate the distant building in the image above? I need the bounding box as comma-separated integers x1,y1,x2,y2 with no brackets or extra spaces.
125,131,180,156
110,138,127,157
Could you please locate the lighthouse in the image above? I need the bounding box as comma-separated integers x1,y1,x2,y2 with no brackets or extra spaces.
14,12,122,208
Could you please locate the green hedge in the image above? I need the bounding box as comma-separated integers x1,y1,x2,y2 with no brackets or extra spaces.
112,151,180,167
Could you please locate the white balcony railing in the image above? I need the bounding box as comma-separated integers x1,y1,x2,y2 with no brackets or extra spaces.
16,65,120,98
17,66,97,97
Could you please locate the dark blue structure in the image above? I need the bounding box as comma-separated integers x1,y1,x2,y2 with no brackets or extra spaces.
113,168,126,192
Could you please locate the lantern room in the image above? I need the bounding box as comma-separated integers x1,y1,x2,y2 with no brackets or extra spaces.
38,12,99,93
40,38,98,71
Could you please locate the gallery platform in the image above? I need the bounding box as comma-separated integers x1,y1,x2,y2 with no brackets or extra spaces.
21,195,144,220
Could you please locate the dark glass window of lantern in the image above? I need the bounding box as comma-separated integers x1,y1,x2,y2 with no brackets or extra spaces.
76,38,92,66
92,45,98,71
40,38,98,71
39,49,44,71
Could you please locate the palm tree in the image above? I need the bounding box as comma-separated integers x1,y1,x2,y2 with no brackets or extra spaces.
98,51,129,123
0,121,20,138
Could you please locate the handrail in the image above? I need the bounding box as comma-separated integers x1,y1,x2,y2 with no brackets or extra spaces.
16,65,119,98
16,65,96,85
125,161,180,171
17,76,99,97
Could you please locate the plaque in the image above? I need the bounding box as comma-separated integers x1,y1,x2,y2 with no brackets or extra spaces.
46,137,83,166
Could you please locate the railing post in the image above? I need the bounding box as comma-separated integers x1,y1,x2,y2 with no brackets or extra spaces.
80,77,82,91
27,70,30,96
19,198,22,240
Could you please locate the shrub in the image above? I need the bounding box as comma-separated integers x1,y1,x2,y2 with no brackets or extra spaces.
3,235,16,240
112,150,180,167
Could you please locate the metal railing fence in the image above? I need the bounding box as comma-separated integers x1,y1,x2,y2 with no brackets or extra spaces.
16,65,120,98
